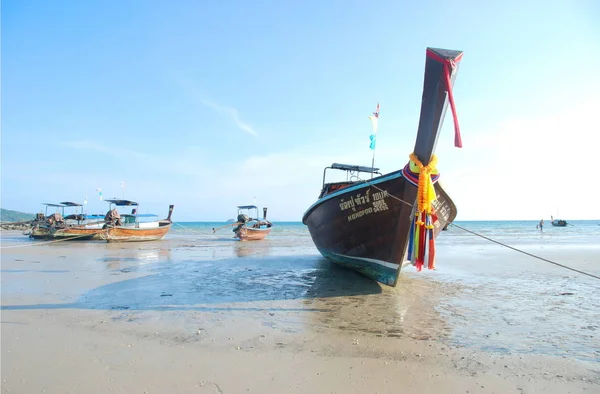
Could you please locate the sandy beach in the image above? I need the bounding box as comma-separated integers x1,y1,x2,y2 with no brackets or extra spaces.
1,228,599,393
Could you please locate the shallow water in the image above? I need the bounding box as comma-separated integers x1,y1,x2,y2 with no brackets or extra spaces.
2,220,599,363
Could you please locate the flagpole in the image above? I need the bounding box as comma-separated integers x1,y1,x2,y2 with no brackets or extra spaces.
371,145,376,179
369,103,380,179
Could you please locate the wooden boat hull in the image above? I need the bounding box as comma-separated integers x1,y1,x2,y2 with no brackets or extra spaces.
29,226,51,239
50,227,105,240
102,224,172,242
302,173,456,286
235,226,271,241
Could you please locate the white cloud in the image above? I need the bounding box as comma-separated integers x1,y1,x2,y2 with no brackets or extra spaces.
434,97,600,220
199,98,257,136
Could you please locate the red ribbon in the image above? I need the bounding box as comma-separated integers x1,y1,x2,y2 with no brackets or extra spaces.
426,49,463,148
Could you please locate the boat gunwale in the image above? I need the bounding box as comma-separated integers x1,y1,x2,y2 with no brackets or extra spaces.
302,170,404,223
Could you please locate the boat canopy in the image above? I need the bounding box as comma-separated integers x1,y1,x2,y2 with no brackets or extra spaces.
121,213,158,218
330,163,380,173
322,163,382,187
59,201,83,207
237,205,258,210
43,203,66,207
105,199,139,206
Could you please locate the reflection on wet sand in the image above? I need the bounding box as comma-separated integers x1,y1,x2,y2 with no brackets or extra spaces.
234,241,272,258
98,245,173,270
302,266,452,341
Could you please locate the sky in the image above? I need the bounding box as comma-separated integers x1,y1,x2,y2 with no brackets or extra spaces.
1,0,599,221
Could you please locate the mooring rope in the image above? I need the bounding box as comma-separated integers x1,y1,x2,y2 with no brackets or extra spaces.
173,222,220,239
353,175,600,281
0,230,107,249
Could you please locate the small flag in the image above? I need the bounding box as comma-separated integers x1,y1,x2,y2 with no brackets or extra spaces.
84,197,88,205
96,188,103,201
368,103,379,150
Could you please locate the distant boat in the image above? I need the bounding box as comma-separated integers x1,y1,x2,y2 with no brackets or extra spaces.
302,47,462,286
551,216,568,227
232,205,272,241
100,199,174,242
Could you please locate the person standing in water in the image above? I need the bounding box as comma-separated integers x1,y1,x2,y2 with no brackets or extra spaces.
537,219,544,230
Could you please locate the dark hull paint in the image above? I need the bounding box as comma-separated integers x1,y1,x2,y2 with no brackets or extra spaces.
551,220,567,227
302,172,456,285
302,47,463,286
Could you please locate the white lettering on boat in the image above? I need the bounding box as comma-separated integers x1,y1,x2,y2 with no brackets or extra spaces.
347,207,374,222
345,188,391,221
339,198,356,212
372,190,389,201
339,190,371,212
432,199,449,222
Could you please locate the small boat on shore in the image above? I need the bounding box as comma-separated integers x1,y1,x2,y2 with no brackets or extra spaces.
232,205,272,241
302,47,463,286
28,202,100,239
100,200,174,242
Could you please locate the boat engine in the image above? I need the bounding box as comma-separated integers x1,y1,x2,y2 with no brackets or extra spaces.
103,208,122,228
233,214,250,233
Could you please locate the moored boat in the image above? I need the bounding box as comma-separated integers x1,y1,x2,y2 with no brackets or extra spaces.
28,202,107,240
551,216,568,227
302,47,463,286
232,205,272,241
100,200,174,242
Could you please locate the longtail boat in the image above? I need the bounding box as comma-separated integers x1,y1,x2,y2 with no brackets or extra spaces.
101,200,174,242
302,47,463,286
232,205,272,241
28,202,101,239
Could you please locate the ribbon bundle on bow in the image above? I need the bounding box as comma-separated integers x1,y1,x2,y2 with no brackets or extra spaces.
406,153,439,271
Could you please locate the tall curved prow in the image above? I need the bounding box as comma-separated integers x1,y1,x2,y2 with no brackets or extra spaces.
390,48,463,283
161,205,175,226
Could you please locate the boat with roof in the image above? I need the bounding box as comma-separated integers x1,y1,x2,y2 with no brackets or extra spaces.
231,205,272,241
302,47,463,286
28,202,102,239
99,199,174,242
213,205,272,240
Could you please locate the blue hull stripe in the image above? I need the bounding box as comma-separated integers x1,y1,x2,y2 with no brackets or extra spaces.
318,248,402,286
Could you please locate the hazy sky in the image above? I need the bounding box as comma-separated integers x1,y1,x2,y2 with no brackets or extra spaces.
2,0,599,221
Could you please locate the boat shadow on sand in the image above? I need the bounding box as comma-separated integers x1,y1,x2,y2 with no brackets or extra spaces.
1,255,385,313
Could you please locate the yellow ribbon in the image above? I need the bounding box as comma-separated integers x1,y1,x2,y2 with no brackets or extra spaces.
409,153,438,221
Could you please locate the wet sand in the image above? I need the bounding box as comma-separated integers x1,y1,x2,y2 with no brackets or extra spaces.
1,230,599,393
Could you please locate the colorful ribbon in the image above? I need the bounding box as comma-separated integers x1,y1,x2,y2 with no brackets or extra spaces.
406,153,439,271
